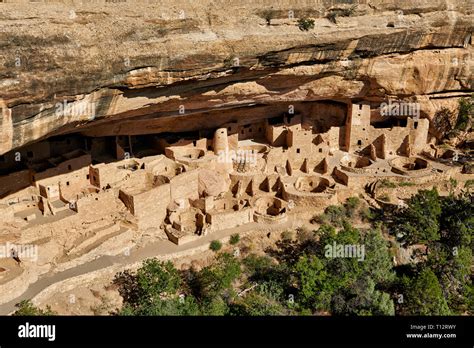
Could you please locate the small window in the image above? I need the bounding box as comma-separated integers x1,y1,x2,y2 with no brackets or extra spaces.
66,181,70,186
27,151,33,158
414,121,418,129
86,174,90,180
296,148,300,154
319,148,323,153
357,140,362,146
193,141,196,146
359,104,363,110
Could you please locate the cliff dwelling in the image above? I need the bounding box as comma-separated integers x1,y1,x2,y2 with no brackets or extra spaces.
0,0,472,322
0,100,467,248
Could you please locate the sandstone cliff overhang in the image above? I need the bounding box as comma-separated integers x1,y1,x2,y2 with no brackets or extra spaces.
0,0,472,155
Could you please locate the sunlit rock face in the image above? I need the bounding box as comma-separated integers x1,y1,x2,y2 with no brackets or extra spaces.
0,0,472,154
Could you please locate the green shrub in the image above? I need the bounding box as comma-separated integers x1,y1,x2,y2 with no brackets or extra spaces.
433,107,455,135
391,188,442,245
325,5,357,24
344,197,361,217
210,240,222,252
360,207,375,222
325,205,347,226
13,300,55,316
296,226,315,243
310,213,327,224
380,179,396,188
229,233,240,245
326,12,337,23
281,230,294,241
398,181,415,187
297,17,315,31
455,94,473,131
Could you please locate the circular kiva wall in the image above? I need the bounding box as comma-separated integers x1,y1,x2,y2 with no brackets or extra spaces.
338,154,387,175
116,159,141,171
294,176,330,193
390,157,430,175
253,197,288,224
149,157,185,178
169,147,205,160
340,154,372,170
282,175,337,206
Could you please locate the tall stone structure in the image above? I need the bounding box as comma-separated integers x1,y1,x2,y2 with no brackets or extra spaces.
344,103,371,152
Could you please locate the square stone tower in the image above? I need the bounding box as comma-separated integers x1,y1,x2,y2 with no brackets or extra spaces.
344,102,371,152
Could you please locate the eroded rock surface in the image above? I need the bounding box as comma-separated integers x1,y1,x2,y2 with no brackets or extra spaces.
0,0,472,154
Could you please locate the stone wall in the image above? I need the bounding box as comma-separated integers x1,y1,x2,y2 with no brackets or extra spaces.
76,189,115,214
33,153,91,182
0,169,31,197
132,184,170,230
207,207,253,232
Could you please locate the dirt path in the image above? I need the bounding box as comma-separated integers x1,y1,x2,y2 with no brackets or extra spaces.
0,218,296,315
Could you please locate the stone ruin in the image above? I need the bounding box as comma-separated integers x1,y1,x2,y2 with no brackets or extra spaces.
0,97,471,306
0,101,464,248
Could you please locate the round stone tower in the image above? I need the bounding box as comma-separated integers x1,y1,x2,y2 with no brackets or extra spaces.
213,127,229,155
